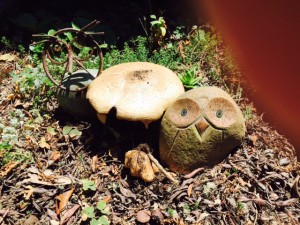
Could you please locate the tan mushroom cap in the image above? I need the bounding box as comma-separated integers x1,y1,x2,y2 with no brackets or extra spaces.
86,62,185,127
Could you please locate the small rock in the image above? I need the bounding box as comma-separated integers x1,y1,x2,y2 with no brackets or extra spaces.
136,210,151,223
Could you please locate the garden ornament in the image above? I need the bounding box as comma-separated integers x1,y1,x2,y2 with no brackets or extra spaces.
36,20,104,91
159,86,246,174
33,20,105,118
86,62,184,182
86,62,185,128
56,69,98,118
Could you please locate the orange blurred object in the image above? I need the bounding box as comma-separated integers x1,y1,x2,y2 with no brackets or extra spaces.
200,1,300,158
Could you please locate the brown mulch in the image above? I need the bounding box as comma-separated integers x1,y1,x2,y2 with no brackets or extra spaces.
0,74,299,225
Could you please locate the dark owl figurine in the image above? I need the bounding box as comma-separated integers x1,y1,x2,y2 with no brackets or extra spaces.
159,86,246,174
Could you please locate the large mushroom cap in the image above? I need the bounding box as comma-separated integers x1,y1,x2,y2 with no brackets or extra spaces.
86,62,185,127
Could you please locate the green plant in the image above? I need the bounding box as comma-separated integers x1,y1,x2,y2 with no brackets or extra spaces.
183,204,191,214
0,142,33,167
178,67,202,89
167,208,178,219
81,200,110,225
1,36,14,51
150,15,167,47
81,179,96,191
243,106,253,120
103,36,149,69
236,202,246,212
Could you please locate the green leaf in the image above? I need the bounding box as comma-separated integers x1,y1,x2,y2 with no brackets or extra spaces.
47,126,57,135
150,15,157,19
62,126,73,135
69,128,82,138
82,206,95,219
64,32,73,41
90,216,110,225
81,179,96,191
97,200,106,211
71,22,80,30
48,29,56,36
90,218,100,225
150,21,161,26
99,43,108,49
98,216,110,225
160,27,166,36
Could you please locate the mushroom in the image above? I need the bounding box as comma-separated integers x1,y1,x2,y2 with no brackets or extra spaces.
86,62,185,128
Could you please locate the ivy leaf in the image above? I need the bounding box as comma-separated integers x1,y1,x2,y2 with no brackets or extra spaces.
47,126,57,135
90,217,110,225
39,137,50,149
81,179,96,191
82,207,95,219
69,128,82,138
90,218,100,225
97,200,106,211
71,22,80,30
62,126,73,135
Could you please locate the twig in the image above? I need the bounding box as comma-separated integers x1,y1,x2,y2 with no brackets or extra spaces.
183,167,205,179
138,18,149,37
0,209,9,224
147,153,179,185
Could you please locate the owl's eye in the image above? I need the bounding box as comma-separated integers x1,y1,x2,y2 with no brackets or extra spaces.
206,98,237,128
167,98,201,128
216,109,223,118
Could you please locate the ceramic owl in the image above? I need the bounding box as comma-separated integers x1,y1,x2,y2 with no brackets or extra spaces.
159,87,246,174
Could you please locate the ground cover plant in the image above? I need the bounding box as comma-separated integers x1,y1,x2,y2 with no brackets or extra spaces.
0,16,299,225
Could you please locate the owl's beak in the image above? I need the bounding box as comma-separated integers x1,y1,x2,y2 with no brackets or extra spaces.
195,117,209,136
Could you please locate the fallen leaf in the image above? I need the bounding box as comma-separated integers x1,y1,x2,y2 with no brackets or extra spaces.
23,214,39,225
136,210,151,223
17,173,72,186
104,195,111,203
50,220,60,225
39,137,50,149
119,182,136,198
0,53,16,62
23,185,34,200
55,188,75,215
248,134,258,145
60,204,80,225
0,161,19,177
50,150,61,162
47,209,59,221
187,183,193,197
91,156,98,172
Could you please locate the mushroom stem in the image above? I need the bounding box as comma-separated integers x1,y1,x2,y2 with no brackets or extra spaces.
147,152,179,185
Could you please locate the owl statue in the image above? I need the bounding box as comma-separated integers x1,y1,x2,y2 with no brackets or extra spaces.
159,87,246,174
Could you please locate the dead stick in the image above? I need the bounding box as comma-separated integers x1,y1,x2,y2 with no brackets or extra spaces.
0,209,9,224
147,153,179,185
